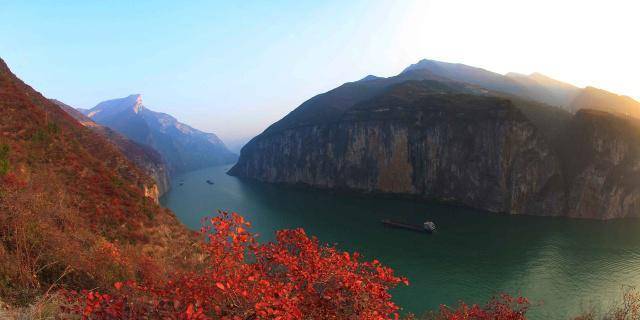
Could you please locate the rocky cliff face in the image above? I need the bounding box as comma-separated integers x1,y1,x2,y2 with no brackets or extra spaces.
136,156,170,198
143,184,161,203
559,110,640,219
231,85,565,216
231,79,640,219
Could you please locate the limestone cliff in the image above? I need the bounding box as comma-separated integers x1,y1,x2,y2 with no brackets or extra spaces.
231,80,640,219
558,110,640,219
231,81,565,216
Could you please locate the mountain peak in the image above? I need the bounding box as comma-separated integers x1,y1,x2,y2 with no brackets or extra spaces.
129,94,143,113
126,93,142,100
87,94,144,118
527,73,578,89
401,59,440,74
358,75,382,82
122,94,143,112
505,72,527,78
86,94,237,172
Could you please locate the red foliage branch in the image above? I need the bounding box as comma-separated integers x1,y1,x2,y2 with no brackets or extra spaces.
63,211,408,319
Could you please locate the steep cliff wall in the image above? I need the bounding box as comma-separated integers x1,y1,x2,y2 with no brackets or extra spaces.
231,91,566,216
231,80,640,219
558,110,640,219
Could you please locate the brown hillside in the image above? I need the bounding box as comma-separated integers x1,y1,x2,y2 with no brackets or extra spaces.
0,58,194,306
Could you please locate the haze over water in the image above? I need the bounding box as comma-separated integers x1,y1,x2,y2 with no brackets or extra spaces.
162,165,640,319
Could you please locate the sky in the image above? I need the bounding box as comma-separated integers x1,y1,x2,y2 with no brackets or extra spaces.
1,0,639,149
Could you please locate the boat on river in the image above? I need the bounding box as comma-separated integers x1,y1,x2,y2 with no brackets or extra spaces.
382,219,436,234
206,180,214,185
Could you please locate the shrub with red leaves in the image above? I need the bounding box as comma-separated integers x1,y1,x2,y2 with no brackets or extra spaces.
64,211,408,319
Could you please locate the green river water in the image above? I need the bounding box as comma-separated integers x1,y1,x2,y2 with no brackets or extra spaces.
161,165,640,319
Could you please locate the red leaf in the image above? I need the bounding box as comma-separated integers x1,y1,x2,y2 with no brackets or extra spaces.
186,304,194,318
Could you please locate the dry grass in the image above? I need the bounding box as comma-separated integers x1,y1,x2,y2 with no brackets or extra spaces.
0,171,196,307
0,292,66,320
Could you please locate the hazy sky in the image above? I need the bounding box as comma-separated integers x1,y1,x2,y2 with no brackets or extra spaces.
1,0,638,147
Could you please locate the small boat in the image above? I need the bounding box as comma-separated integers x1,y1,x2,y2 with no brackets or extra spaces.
206,180,214,185
382,219,436,234
423,221,436,233
179,182,184,186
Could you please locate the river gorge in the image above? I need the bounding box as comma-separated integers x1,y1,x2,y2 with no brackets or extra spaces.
162,165,640,319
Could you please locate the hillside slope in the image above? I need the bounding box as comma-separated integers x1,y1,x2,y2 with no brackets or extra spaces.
0,58,193,305
53,99,170,195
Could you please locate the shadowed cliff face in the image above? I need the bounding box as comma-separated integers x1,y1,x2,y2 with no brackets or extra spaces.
231,80,640,219
231,83,566,216
558,110,640,219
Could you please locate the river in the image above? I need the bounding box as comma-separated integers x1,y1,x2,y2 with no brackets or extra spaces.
161,165,640,319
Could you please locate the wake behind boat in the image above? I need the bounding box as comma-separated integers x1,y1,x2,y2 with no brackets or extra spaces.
382,219,436,234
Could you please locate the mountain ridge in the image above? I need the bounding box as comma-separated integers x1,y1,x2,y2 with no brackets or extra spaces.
83,95,237,173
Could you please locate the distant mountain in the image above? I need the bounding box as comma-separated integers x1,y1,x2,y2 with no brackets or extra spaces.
224,136,253,154
259,59,575,138
358,75,383,82
570,86,640,119
506,72,580,107
231,58,640,219
53,99,170,195
400,59,640,118
261,66,482,135
83,95,237,173
402,59,532,99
